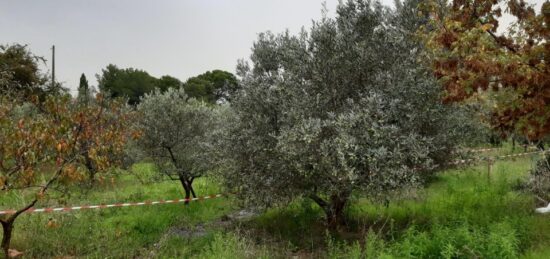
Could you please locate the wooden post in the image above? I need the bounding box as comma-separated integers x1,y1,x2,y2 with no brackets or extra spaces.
51,45,55,89
487,158,493,183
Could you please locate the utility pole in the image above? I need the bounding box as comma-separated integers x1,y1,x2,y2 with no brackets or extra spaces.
51,45,55,90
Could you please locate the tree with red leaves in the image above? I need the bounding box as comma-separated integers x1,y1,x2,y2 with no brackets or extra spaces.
423,0,550,140
0,93,133,257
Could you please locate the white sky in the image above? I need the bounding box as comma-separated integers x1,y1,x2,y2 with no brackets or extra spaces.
0,0,543,95
0,0,349,94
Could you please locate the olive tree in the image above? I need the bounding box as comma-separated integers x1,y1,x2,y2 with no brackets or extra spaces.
135,88,215,202
219,0,472,228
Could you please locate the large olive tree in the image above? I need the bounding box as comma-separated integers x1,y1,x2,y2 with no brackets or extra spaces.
135,88,215,202
220,0,473,228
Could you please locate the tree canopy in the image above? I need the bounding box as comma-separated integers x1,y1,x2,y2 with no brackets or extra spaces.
183,70,239,103
0,94,132,256
157,75,183,92
77,73,92,105
96,64,158,105
423,0,550,140
0,44,50,100
79,73,89,92
96,64,238,105
218,0,474,228
135,87,217,201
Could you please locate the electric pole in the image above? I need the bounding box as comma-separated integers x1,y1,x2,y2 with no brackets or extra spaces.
51,45,55,90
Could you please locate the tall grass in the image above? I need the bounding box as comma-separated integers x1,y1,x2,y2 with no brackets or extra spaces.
341,158,548,258
2,155,550,258
249,156,550,258
2,163,236,258
157,231,272,259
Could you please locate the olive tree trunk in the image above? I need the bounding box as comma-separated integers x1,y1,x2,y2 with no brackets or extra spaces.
178,175,197,205
310,191,350,230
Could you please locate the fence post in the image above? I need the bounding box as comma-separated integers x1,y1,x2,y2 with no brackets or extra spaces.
487,158,493,183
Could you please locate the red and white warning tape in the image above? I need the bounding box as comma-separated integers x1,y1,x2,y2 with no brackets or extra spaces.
451,158,478,165
495,150,545,160
465,147,499,153
465,146,536,153
452,150,547,166
0,193,225,215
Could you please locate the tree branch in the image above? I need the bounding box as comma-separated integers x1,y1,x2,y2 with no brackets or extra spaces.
309,193,328,209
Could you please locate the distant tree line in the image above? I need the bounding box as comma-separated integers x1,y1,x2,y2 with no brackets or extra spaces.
1,44,239,106
95,64,238,105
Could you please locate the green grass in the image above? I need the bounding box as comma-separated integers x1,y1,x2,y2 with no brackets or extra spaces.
2,163,238,258
156,231,273,258
244,155,550,258
343,156,550,258
2,153,550,258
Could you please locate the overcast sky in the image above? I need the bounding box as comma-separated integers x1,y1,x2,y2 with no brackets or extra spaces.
1,0,542,95
0,0,377,95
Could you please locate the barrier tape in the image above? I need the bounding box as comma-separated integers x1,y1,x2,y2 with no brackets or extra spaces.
452,150,547,166
465,146,536,153
466,148,499,153
0,193,226,215
451,158,478,165
0,149,545,215
495,150,545,160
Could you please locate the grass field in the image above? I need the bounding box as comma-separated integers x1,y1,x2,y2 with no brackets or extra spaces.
2,146,550,258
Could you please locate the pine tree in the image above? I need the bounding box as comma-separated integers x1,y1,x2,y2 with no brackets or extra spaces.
78,73,90,105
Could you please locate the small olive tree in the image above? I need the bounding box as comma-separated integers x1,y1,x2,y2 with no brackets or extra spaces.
135,88,215,201
219,0,472,228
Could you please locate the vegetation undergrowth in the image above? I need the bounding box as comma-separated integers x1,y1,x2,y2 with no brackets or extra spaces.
244,156,550,258
1,163,236,258
2,156,550,258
